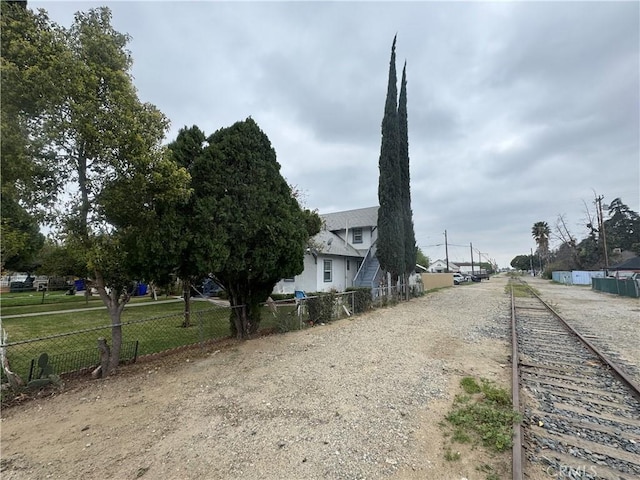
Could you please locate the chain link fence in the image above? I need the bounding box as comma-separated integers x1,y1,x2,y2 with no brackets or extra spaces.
2,283,425,392
1,305,235,384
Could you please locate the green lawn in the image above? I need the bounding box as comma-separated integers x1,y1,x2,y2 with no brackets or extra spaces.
0,290,165,316
1,299,215,341
1,299,301,382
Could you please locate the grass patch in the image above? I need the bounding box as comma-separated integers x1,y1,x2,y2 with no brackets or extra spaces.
1,300,304,382
1,300,233,380
476,464,500,480
506,282,539,298
460,376,481,394
444,448,460,461
444,377,520,454
440,376,520,478
0,291,162,316
1,299,208,342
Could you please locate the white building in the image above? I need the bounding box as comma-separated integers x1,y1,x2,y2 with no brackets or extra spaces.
428,259,460,273
273,206,380,294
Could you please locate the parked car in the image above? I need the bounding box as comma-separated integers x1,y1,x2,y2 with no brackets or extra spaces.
9,273,34,292
453,273,465,285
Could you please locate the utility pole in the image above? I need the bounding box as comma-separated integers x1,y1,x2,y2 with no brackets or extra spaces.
470,242,475,275
530,248,534,276
595,194,609,271
538,252,542,274
444,230,450,273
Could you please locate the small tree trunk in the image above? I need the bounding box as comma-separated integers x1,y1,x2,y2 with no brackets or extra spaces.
84,278,90,305
182,279,191,328
235,306,246,340
96,337,110,378
95,272,129,376
108,316,123,374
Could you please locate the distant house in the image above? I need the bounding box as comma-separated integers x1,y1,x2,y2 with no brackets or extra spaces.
273,206,381,294
428,259,460,273
608,256,640,277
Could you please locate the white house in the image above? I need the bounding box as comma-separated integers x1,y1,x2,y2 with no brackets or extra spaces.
273,206,379,294
428,259,460,273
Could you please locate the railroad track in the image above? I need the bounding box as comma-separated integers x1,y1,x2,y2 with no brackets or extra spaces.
510,280,640,480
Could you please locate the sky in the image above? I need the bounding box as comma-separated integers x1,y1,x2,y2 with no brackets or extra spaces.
32,1,639,269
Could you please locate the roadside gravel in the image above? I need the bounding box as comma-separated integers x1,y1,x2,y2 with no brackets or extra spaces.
1,275,637,480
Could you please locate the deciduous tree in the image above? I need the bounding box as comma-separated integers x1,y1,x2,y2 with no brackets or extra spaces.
510,254,534,271
3,6,190,375
1,2,66,269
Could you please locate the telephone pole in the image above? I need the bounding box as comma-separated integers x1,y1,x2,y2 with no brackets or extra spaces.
444,230,450,273
530,248,534,276
595,194,610,270
470,242,475,275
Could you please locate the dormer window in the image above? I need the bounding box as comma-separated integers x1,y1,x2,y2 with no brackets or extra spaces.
352,227,363,244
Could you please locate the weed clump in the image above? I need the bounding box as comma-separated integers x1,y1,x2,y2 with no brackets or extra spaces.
445,377,521,453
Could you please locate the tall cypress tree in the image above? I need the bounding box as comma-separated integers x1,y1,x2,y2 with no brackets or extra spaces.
398,61,416,275
376,35,404,281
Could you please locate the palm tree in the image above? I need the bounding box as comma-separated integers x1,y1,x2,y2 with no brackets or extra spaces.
531,221,550,268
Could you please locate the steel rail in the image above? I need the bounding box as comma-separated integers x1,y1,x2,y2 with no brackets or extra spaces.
510,284,523,480
522,280,640,402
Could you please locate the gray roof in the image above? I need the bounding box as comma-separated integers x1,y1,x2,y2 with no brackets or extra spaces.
609,256,640,270
321,206,379,231
313,230,363,257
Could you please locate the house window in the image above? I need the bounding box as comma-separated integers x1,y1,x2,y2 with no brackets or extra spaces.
352,227,363,244
323,260,332,282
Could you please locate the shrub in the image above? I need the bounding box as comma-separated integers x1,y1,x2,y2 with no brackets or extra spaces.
306,293,334,324
270,293,294,301
345,287,372,313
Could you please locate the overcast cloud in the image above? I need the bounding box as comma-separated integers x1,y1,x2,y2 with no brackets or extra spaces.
33,1,639,268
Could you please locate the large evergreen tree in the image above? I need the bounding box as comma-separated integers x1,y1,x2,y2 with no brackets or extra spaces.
137,125,229,327
605,198,640,254
376,36,404,281
398,61,416,277
204,118,321,339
